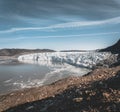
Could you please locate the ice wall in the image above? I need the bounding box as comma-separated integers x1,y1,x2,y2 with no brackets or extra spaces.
18,52,113,68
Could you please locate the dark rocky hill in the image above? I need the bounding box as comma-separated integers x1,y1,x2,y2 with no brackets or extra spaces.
100,39,120,66
100,39,120,54
0,49,55,56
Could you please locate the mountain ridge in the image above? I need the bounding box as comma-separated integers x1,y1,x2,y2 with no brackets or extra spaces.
0,49,55,56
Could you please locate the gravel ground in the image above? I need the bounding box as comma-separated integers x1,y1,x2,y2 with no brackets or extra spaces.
0,66,120,112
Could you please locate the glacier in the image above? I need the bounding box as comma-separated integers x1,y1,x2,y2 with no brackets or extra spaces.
18,52,114,68
1,52,116,94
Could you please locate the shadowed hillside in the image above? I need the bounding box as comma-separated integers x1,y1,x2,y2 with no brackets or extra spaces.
100,39,120,54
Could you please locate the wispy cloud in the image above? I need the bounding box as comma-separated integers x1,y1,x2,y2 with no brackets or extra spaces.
1,32,119,42
0,16,120,34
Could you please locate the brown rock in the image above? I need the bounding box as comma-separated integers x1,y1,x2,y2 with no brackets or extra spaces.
73,97,83,102
103,92,110,99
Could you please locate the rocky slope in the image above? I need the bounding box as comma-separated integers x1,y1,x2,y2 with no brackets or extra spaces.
0,66,120,112
100,39,120,67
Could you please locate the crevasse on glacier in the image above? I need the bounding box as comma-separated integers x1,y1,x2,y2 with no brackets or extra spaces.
18,52,113,68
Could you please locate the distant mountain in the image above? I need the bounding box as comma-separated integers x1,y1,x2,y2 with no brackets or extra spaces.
60,50,88,52
100,39,120,54
0,49,55,56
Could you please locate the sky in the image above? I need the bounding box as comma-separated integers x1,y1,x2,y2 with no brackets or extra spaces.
0,0,120,50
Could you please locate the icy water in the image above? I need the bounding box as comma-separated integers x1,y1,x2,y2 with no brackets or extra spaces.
0,61,90,95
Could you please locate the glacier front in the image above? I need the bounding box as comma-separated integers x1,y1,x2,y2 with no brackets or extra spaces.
18,52,115,68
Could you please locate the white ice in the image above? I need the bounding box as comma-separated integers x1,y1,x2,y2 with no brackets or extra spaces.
16,51,113,89
18,52,113,68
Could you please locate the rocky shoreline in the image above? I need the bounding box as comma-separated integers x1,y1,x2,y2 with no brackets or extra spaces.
0,65,120,112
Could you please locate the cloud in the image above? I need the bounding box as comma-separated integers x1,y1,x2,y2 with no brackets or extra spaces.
0,16,120,34
0,0,120,27
0,0,120,19
49,16,120,28
1,32,119,42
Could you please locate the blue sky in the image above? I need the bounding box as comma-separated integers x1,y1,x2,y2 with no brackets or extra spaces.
0,0,120,50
